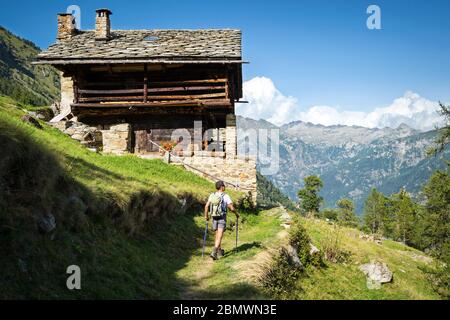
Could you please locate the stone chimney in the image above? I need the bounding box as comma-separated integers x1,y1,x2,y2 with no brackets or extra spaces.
95,9,112,40
57,13,76,41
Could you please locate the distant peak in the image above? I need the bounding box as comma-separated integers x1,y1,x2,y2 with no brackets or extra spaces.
396,123,412,130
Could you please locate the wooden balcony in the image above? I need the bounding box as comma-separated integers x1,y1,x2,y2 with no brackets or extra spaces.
72,78,233,109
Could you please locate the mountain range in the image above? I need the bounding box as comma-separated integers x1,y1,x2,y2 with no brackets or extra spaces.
237,116,449,213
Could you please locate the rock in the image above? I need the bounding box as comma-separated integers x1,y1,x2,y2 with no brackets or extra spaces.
279,207,292,223
178,198,188,214
37,213,56,233
71,133,84,141
359,233,382,245
310,243,320,255
64,127,76,135
359,260,393,289
21,115,42,129
286,244,303,269
35,109,54,121
66,196,87,215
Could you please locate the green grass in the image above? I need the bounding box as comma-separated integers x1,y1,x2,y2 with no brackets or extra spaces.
293,217,441,300
0,95,243,298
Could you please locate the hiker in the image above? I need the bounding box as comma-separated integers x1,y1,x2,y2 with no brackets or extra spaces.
204,180,239,260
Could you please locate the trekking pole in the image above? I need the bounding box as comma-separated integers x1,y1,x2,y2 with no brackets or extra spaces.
202,220,208,257
235,215,239,252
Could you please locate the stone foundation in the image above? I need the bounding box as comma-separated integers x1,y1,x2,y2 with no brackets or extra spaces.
51,120,102,150
101,123,130,155
52,119,257,204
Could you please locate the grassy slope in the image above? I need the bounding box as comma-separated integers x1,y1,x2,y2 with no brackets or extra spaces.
0,95,242,299
177,207,440,300
0,95,440,299
293,218,440,300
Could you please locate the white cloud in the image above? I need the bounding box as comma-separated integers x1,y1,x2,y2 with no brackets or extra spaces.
238,76,445,131
237,77,299,126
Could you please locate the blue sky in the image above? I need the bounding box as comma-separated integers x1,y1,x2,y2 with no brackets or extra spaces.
1,0,449,127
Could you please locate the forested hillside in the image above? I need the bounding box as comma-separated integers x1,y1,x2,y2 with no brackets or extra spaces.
0,26,59,105
238,116,449,213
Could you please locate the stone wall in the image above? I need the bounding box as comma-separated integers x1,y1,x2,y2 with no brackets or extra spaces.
101,123,130,155
60,72,74,114
182,155,257,204
225,114,237,158
52,117,257,204
51,120,102,150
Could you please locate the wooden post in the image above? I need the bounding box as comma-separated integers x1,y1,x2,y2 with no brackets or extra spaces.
73,69,79,104
143,64,148,103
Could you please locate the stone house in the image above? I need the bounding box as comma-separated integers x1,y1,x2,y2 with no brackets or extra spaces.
35,9,257,202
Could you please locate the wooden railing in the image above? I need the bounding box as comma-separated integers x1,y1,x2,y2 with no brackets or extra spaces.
74,78,232,107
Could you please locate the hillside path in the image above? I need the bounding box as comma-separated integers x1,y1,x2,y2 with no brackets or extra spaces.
176,207,291,299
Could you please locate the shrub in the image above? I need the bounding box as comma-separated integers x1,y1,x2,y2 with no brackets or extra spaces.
238,192,256,212
289,220,313,266
260,248,303,299
423,262,450,299
321,208,338,221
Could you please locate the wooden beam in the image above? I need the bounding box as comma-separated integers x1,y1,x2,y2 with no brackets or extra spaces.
74,108,232,119
78,85,225,95
73,71,79,104
148,85,225,93
71,99,232,108
79,92,227,102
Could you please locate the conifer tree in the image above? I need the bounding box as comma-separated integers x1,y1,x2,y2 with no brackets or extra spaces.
297,175,323,215
336,198,358,227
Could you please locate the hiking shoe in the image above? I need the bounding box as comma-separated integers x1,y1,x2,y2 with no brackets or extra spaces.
217,249,225,258
210,249,218,260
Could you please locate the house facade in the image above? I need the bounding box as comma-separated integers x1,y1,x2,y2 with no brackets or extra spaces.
35,9,257,202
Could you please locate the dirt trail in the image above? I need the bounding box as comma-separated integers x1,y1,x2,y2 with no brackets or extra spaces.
178,207,291,299
179,257,215,299
233,207,291,283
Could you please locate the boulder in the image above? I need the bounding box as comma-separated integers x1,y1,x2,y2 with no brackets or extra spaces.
359,260,393,289
35,109,54,121
21,114,42,129
286,244,303,269
37,213,56,233
310,243,320,255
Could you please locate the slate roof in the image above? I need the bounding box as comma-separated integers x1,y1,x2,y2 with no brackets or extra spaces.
36,29,242,64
